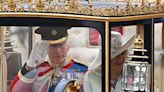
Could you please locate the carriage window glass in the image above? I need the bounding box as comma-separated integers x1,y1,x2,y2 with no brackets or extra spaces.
1,26,102,92
111,26,137,91
0,26,32,92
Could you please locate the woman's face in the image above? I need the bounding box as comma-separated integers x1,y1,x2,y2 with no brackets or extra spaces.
47,42,69,67
111,51,127,80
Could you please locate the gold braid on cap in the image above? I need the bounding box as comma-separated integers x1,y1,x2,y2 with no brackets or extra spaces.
48,37,68,45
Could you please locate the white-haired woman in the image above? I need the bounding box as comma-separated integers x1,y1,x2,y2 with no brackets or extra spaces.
83,31,135,92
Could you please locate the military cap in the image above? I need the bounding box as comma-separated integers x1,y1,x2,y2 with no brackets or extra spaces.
35,27,69,45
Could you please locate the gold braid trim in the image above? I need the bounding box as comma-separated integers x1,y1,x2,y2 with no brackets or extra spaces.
48,37,67,45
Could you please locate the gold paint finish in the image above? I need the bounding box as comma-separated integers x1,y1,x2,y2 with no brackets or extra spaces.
1,0,24,12
134,34,144,49
105,21,109,92
0,13,163,22
0,0,163,16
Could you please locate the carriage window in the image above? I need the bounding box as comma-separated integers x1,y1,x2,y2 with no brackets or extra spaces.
0,26,102,92
111,26,137,91
0,26,32,92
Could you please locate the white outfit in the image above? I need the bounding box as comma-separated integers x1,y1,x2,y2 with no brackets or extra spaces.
83,66,101,92
111,77,125,92
83,46,102,92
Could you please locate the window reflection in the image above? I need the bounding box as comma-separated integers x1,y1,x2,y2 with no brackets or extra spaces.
1,26,102,92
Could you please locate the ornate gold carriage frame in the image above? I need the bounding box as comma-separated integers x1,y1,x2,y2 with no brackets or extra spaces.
0,0,163,92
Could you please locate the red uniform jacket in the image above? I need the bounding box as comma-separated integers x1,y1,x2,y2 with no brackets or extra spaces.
10,60,87,92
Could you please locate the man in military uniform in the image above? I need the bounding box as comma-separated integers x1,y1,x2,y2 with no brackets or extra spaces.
10,27,88,92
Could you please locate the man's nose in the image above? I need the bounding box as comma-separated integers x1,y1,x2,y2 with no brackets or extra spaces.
55,47,63,55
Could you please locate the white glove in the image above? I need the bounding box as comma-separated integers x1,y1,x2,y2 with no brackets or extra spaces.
26,41,48,68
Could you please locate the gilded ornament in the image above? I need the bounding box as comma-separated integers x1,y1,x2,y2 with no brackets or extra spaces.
0,0,163,16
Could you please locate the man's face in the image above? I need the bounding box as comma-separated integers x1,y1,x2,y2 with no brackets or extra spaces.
47,42,69,67
111,51,127,80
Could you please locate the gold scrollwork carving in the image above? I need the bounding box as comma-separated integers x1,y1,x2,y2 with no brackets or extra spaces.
1,0,24,12
0,0,163,16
